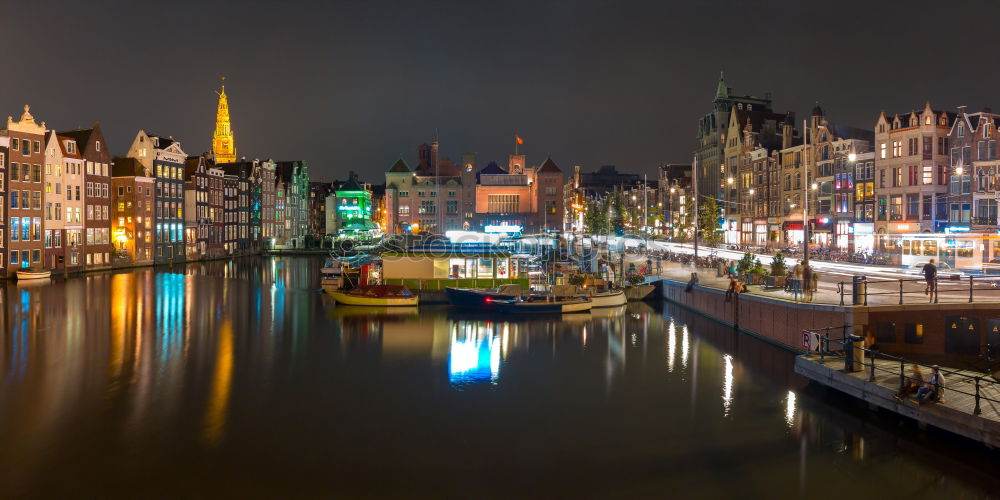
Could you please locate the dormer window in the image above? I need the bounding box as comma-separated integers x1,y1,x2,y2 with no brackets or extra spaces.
96,141,101,152
958,123,965,137
66,141,76,154
925,116,931,125
984,122,992,138
910,117,916,127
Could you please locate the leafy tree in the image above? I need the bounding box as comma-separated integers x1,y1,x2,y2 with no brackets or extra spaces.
608,190,627,236
584,199,609,235
697,196,723,245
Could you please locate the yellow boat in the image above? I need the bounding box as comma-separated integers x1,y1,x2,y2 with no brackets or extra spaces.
325,284,420,307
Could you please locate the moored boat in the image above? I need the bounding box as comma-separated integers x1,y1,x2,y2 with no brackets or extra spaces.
320,264,343,290
326,284,419,306
491,295,592,314
16,269,51,281
445,284,524,308
586,288,627,308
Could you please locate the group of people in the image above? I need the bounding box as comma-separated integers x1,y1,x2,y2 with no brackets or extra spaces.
894,364,947,406
788,261,819,303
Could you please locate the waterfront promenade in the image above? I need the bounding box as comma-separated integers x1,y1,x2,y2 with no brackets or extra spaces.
796,354,1000,448
645,258,1000,448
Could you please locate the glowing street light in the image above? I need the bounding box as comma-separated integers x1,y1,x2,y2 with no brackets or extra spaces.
848,152,857,162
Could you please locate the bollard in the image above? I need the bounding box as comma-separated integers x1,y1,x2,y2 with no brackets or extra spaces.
969,275,974,303
869,352,876,382
974,377,982,415
840,282,844,306
934,276,939,304
898,279,904,305
899,360,905,391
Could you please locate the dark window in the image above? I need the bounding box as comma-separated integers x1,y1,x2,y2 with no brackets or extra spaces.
875,322,896,344
904,323,924,344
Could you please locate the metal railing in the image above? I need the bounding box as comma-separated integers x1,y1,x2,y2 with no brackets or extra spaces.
837,275,1000,306
806,327,999,416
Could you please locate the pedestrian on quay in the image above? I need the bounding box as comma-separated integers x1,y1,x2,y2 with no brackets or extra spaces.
802,263,814,302
809,267,819,302
893,365,924,402
923,258,937,298
646,256,653,276
655,254,662,275
791,261,803,302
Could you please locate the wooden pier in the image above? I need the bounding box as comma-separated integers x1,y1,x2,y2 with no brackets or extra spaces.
795,354,1000,448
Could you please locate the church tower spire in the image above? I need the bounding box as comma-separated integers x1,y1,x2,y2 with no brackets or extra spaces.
212,77,236,164
714,70,729,101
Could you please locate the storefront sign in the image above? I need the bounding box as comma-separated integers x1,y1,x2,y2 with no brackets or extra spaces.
853,223,874,235
484,224,522,234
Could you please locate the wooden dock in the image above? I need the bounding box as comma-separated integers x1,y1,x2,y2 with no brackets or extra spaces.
795,354,1000,448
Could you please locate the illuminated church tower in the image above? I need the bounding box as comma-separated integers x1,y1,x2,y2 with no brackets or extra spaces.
212,78,236,163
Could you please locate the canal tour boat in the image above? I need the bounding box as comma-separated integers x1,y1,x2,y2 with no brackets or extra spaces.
326,284,419,307
16,269,52,281
585,288,627,308
489,295,593,314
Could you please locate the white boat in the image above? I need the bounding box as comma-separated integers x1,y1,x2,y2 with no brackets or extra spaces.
320,265,343,290
16,269,51,280
587,289,627,308
492,296,593,314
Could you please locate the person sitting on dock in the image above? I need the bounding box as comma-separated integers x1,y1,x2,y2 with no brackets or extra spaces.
892,364,924,402
685,272,698,293
914,365,946,405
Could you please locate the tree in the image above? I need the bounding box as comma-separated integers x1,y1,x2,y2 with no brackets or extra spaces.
584,199,609,235
698,196,723,245
608,190,627,236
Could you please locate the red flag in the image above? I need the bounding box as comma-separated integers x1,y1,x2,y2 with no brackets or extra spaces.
515,135,523,145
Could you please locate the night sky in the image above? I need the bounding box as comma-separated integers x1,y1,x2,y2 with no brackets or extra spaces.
7,0,1000,182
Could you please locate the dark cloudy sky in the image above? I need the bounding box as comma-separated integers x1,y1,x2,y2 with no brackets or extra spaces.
6,0,1000,182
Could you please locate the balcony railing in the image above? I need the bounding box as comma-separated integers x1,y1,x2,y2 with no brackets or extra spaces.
972,216,998,226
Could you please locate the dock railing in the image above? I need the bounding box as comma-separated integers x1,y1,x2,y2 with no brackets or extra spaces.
835,275,1000,306
806,327,1000,416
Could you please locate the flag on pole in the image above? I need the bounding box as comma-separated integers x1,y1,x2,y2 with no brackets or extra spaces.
515,135,523,145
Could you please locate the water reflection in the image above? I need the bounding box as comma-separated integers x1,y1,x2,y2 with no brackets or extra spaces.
0,257,996,498
448,321,501,386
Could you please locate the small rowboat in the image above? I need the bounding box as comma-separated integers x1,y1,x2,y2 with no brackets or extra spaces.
16,269,51,281
587,289,627,308
326,284,419,307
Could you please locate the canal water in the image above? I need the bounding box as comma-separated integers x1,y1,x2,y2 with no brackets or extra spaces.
0,256,997,498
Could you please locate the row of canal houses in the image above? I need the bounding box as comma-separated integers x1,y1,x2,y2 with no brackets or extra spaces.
0,104,311,277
